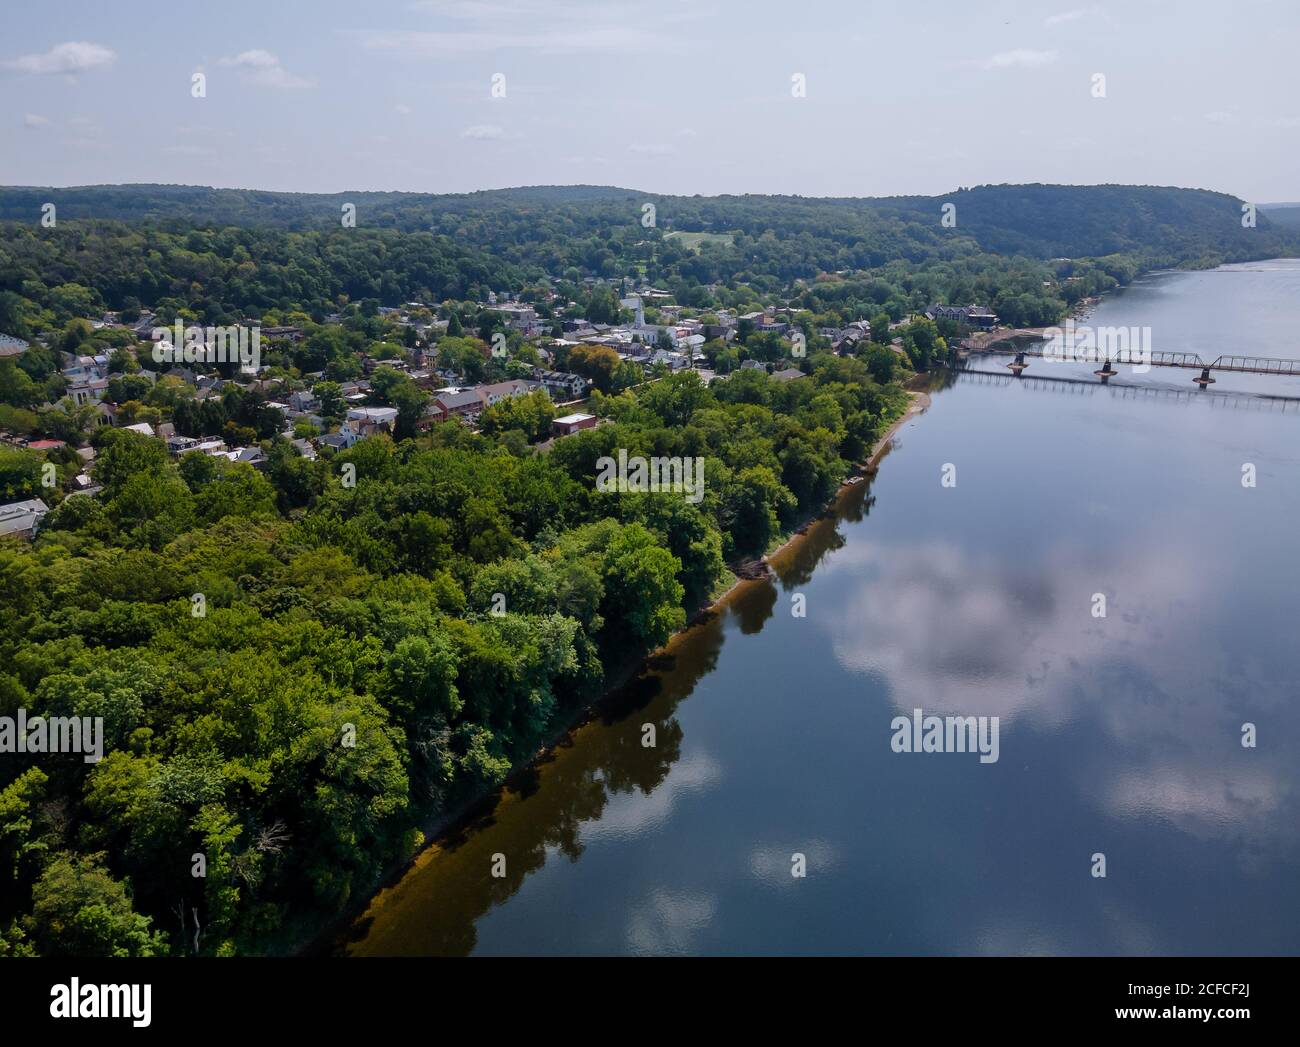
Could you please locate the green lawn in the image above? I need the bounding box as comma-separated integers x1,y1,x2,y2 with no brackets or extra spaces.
664,230,735,251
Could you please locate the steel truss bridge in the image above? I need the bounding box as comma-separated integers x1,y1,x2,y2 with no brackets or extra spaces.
990,347,1300,381
957,367,1300,414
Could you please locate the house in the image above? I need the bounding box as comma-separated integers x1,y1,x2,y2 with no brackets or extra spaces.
620,296,646,327
0,334,29,358
925,304,998,329
490,304,538,333
0,498,50,540
72,474,102,497
477,379,539,407
122,422,157,438
291,438,318,461
832,330,865,354
649,348,690,370
288,390,319,413
531,369,589,401
552,413,597,437
771,368,806,382
428,388,485,424
68,377,109,406
131,314,158,339
319,431,355,451
224,446,268,469
167,435,201,455
346,406,400,430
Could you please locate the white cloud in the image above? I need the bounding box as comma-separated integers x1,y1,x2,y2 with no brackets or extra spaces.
1046,9,1088,25
364,1,687,56
629,143,675,155
219,50,314,89
365,27,658,56
3,41,115,75
395,103,413,115
625,888,717,956
461,123,503,139
23,114,50,128
983,49,1059,70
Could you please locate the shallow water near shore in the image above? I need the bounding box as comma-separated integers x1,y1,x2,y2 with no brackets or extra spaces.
343,260,1300,956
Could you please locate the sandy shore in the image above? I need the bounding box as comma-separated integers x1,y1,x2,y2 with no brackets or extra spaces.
764,388,929,562
696,388,932,616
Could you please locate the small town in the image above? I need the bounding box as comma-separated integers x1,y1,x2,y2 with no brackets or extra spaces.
0,283,982,539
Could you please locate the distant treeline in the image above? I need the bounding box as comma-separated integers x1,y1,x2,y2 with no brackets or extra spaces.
2,182,1294,342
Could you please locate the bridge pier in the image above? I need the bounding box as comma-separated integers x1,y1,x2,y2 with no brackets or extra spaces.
1194,366,1215,388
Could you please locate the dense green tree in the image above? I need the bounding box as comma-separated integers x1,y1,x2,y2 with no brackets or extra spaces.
26,853,165,958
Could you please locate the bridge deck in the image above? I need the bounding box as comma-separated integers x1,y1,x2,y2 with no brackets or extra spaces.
1000,347,1300,376
957,368,1300,411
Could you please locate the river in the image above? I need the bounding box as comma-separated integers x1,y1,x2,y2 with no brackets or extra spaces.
342,259,1300,956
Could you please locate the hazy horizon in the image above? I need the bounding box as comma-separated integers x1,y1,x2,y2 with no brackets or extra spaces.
0,179,1285,204
3,0,1297,203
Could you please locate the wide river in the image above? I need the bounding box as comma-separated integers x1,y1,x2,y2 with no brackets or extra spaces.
343,259,1300,956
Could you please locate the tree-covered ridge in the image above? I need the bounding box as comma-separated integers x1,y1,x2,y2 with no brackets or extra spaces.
6,182,1292,348
0,360,907,957
1,181,1292,298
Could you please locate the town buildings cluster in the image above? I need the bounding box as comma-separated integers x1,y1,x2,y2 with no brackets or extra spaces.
0,282,997,539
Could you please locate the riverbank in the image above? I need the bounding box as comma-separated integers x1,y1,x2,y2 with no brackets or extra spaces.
759,388,929,573
697,387,929,612
314,385,932,956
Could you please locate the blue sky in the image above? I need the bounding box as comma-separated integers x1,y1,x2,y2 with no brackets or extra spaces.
1,0,1297,200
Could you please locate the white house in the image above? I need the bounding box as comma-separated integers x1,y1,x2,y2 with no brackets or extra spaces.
0,498,50,540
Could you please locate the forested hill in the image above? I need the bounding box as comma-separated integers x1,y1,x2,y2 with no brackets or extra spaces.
1261,203,1300,230
1,182,1294,269
871,184,1287,260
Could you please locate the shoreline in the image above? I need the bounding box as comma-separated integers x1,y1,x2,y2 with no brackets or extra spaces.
316,385,934,956
695,387,931,613
761,387,930,569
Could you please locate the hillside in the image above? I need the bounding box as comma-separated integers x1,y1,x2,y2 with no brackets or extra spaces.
2,182,1295,268
1260,204,1300,230
2,181,1297,348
